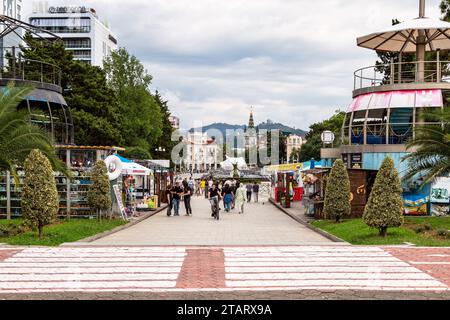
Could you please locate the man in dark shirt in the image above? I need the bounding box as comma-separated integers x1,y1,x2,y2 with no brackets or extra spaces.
253,183,260,203
172,181,183,216
208,184,222,217
246,184,253,203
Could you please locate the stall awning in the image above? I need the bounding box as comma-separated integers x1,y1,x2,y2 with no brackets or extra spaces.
117,155,152,176
348,89,443,113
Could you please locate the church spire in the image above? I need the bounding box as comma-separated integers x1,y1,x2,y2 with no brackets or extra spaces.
248,107,255,129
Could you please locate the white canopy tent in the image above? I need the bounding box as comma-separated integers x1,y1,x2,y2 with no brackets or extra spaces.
220,156,248,171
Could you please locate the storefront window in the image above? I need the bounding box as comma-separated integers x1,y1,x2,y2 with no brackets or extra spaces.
70,150,96,168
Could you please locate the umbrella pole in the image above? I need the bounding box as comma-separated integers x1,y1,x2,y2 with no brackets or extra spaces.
416,0,426,83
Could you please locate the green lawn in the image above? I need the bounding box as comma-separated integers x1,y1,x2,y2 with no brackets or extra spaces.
0,218,127,246
312,217,450,247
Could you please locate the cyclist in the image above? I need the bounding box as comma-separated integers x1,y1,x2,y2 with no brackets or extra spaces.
208,183,222,220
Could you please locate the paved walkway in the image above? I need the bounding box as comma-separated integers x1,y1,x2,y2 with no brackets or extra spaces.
81,197,333,246
0,246,449,299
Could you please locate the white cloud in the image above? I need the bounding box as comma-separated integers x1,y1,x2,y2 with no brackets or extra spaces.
23,0,443,131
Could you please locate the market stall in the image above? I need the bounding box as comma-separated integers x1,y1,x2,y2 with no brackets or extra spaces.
302,167,377,219
105,155,156,217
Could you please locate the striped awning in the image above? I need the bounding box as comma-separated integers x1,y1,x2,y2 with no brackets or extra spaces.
348,89,443,113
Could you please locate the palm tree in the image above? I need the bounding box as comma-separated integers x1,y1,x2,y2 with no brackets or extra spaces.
0,83,66,185
403,108,450,186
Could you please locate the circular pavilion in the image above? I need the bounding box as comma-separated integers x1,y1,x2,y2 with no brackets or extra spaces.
321,0,450,215
0,15,74,145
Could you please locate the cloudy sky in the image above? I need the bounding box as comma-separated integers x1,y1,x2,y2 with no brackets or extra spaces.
24,0,442,131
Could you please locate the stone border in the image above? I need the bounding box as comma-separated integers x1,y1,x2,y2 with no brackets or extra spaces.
269,199,347,243
60,205,168,245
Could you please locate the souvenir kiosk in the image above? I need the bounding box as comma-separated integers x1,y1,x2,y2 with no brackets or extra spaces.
302,165,378,219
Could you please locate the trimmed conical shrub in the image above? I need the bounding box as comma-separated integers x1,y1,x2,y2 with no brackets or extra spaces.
363,156,404,237
324,159,351,222
21,149,59,239
88,160,112,221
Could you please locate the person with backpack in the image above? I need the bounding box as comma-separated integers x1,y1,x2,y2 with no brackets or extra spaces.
182,180,193,216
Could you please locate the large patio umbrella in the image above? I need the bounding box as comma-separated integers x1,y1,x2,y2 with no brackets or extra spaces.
357,17,450,53
356,0,450,82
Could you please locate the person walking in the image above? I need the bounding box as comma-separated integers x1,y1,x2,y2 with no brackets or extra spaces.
208,183,222,219
196,180,202,196
223,184,234,212
182,180,193,216
200,179,206,198
172,181,183,216
246,183,253,203
235,182,246,214
253,183,260,203
165,184,173,216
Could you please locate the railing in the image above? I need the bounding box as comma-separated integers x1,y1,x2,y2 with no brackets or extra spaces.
354,60,450,91
0,55,62,87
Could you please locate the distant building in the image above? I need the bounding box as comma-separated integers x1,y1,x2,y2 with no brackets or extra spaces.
287,134,304,162
182,132,220,172
0,0,23,53
245,109,257,148
169,116,180,129
28,2,118,67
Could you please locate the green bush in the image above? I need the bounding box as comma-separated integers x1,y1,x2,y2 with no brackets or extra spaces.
363,157,404,237
88,160,112,221
21,149,59,239
436,229,449,237
323,159,351,223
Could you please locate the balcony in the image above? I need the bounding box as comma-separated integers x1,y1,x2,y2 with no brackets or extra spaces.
353,60,450,97
0,54,62,89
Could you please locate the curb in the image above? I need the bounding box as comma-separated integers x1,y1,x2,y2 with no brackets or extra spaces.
60,205,168,245
269,199,347,243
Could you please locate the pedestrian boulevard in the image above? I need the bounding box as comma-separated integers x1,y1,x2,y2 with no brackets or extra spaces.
84,196,333,246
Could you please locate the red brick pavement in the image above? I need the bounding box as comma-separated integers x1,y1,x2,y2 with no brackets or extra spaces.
0,249,21,262
176,249,225,289
385,247,450,286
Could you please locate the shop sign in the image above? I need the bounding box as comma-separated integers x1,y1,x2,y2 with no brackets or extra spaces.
266,163,303,172
48,6,88,14
113,184,127,221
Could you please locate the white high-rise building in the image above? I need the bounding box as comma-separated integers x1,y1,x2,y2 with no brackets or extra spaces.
1,0,22,19
28,2,118,67
0,0,23,49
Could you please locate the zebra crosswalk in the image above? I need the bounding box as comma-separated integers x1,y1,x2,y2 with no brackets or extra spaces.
0,246,448,293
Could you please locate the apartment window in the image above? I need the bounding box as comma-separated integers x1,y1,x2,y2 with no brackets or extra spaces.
71,49,91,59
30,17,91,33
64,38,91,49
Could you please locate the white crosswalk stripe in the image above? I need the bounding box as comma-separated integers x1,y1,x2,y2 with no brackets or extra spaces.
0,247,186,292
223,247,448,291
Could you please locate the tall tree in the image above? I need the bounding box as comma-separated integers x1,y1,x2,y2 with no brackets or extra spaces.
104,48,163,154
300,111,345,162
21,149,59,239
153,90,176,160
